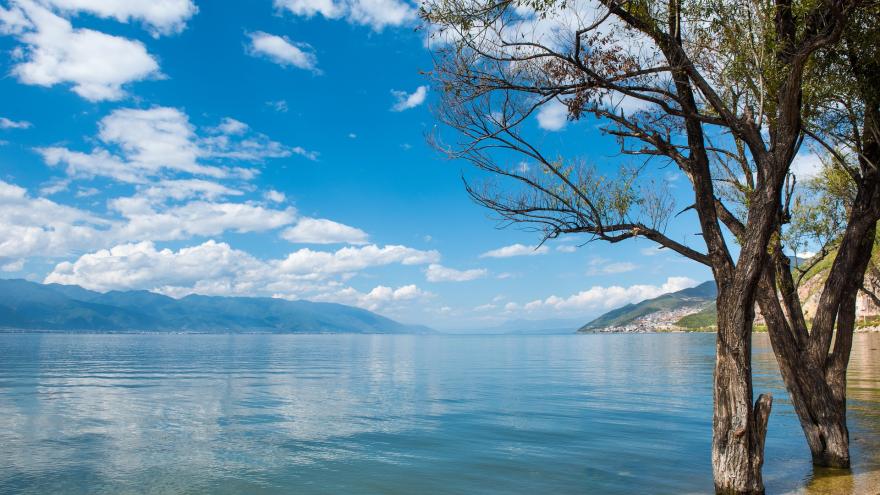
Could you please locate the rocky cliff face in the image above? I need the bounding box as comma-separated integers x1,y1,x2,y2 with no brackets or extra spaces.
796,266,880,321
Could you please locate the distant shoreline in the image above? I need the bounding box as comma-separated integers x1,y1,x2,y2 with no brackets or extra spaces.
2,328,878,335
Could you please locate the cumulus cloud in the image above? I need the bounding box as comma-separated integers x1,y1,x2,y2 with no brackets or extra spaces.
314,284,429,311
137,179,243,202
0,116,32,129
0,178,300,262
277,244,439,276
45,240,262,293
480,243,549,258
390,85,427,111
41,0,197,36
1,1,161,101
110,198,297,242
214,117,249,135
275,0,417,31
38,106,315,183
44,240,439,312
425,263,487,282
536,99,568,131
520,276,698,314
281,217,369,245
0,179,110,261
247,31,319,72
556,245,576,253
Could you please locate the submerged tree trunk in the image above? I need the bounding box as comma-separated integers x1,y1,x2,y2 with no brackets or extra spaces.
763,323,850,468
756,185,879,469
713,286,773,494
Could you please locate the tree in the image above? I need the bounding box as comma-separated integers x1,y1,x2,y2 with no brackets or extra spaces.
421,0,862,493
750,7,880,468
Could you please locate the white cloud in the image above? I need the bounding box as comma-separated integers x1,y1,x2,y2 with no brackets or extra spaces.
391,85,427,111
347,0,416,30
520,276,698,314
276,0,343,18
2,178,418,291
110,199,297,242
38,177,70,195
2,1,161,101
586,257,637,275
39,147,140,183
536,99,568,131
41,0,197,36
277,244,439,276
137,179,243,202
215,117,248,135
480,243,549,258
640,246,663,256
44,240,439,313
556,245,576,253
45,240,259,293
0,116,31,129
0,179,110,261
425,263,487,282
314,284,429,311
264,190,286,203
275,0,417,31
74,186,99,198
247,31,319,72
267,99,289,112
791,152,823,180
281,218,369,245
99,107,205,173
2,259,25,272
38,107,315,183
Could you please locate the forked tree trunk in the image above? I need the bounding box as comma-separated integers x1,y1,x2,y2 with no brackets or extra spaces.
757,211,878,469
767,343,850,468
713,287,773,495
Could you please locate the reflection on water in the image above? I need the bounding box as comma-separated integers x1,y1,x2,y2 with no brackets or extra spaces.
0,333,877,494
752,333,880,494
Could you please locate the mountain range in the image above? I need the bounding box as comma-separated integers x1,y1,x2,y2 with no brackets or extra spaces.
0,279,431,334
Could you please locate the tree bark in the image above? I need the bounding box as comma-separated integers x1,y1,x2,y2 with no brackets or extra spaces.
756,215,877,469
713,286,773,494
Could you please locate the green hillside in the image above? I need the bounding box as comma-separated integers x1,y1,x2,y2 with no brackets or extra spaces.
675,305,718,330
674,243,880,330
578,281,717,332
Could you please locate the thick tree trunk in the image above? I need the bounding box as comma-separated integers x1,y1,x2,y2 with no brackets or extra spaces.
713,287,773,495
758,209,878,469
770,348,850,468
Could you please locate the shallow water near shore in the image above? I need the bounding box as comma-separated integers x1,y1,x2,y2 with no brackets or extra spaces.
1,332,878,494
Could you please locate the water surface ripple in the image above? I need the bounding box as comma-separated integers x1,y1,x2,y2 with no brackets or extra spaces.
0,333,878,494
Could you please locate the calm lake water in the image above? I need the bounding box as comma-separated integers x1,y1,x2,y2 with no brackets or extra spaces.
0,333,878,494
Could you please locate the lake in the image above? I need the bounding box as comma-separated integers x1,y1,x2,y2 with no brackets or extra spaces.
0,333,878,494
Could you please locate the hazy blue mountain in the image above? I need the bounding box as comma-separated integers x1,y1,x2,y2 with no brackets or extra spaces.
578,281,717,332
0,279,432,334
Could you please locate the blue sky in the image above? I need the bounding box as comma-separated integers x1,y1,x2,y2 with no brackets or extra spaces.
0,0,716,328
